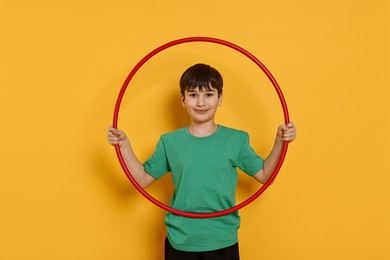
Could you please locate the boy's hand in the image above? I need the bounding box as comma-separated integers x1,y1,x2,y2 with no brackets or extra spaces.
277,122,296,143
107,126,128,147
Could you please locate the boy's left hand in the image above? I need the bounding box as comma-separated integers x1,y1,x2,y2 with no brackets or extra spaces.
277,122,296,142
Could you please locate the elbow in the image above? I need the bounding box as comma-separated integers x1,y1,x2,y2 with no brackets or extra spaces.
137,171,156,188
253,169,266,184
253,168,276,185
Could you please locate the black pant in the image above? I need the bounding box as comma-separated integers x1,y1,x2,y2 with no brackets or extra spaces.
164,238,240,260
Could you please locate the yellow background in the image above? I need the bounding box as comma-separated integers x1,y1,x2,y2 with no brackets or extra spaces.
1,0,389,259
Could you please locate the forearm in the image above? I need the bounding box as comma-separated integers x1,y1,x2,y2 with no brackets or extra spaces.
119,140,155,188
253,123,296,184
252,138,284,184
261,139,284,182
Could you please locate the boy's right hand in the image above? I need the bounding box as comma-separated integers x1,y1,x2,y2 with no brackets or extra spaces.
107,126,128,147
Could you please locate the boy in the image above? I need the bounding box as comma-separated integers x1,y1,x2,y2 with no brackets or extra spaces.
108,63,296,260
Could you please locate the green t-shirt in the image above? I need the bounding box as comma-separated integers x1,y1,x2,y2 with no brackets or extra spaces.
144,125,263,252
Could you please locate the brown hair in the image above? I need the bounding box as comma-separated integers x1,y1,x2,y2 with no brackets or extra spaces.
179,64,223,96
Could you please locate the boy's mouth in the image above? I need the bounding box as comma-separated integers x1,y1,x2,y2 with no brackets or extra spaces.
194,109,209,114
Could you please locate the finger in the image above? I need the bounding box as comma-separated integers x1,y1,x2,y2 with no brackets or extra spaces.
107,137,117,145
284,128,296,135
284,126,296,135
108,127,116,136
283,132,296,142
107,136,122,145
282,137,294,142
107,136,117,143
286,122,295,128
282,125,290,133
279,124,288,132
285,128,296,135
108,127,122,136
107,131,118,139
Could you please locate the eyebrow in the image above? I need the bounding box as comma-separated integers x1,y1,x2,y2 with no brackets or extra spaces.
187,88,217,93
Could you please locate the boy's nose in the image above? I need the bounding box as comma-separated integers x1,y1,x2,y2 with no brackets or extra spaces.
196,97,205,106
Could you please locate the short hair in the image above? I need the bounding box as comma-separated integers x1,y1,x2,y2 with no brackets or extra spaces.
179,64,223,96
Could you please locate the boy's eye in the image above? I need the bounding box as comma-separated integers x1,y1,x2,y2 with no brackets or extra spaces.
206,93,214,97
189,93,197,97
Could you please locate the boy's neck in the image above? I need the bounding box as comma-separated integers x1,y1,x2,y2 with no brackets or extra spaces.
188,122,218,137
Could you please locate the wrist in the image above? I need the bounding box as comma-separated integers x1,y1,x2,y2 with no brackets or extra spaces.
274,136,284,146
119,138,131,149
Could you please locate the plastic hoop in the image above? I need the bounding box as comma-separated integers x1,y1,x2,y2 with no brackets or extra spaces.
113,36,289,218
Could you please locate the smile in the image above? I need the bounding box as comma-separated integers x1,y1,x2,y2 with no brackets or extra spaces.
194,109,209,114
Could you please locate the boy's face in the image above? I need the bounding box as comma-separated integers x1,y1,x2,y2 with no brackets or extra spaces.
181,86,223,124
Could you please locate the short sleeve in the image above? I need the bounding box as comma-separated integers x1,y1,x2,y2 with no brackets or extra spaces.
236,133,264,176
144,137,171,179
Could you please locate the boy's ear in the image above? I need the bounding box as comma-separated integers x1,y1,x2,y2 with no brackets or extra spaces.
218,93,223,106
181,95,186,107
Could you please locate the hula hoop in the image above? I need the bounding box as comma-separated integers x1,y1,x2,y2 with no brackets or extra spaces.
113,36,289,218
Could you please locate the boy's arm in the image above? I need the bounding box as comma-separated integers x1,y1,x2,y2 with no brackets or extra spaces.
252,122,296,184
108,126,156,188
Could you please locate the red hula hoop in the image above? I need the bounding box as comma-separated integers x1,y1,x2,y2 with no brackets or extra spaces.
113,36,290,218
